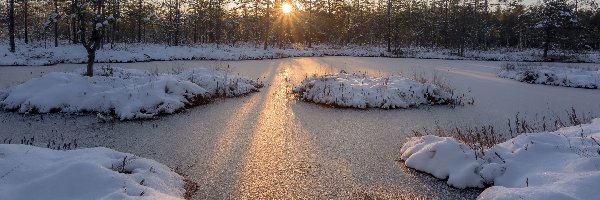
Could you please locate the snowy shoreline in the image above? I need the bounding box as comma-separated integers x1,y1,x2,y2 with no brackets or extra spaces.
498,63,600,89
0,144,189,200
2,43,600,66
0,66,262,120
400,119,600,199
292,73,465,109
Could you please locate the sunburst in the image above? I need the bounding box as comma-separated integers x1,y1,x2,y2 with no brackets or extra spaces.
282,2,292,14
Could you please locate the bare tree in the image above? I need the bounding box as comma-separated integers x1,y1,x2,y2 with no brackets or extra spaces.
74,0,111,77
54,0,59,47
263,0,270,50
137,0,142,43
8,0,16,52
387,0,391,52
22,0,29,44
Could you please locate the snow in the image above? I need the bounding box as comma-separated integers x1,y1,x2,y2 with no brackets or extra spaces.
0,144,186,200
0,66,262,120
400,118,600,200
498,64,600,89
292,73,461,109
1,43,600,66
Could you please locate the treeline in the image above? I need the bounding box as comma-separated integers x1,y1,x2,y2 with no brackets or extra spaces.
2,0,600,56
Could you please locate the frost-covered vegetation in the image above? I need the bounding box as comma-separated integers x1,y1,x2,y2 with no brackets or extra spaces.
0,144,188,200
0,66,262,120
402,110,600,199
292,71,469,109
498,63,600,89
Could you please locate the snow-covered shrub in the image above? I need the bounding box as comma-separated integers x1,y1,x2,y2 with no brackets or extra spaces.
412,109,593,159
0,66,262,120
292,72,464,109
498,63,600,89
400,118,600,199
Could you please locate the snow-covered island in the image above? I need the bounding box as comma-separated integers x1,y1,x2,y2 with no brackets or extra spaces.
498,63,600,89
0,66,262,120
400,119,600,199
0,144,190,200
292,72,465,109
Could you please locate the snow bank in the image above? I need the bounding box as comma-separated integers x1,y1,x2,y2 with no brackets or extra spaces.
498,64,600,89
0,43,390,66
292,73,460,109
0,144,186,200
0,67,262,120
400,119,600,199
2,43,600,66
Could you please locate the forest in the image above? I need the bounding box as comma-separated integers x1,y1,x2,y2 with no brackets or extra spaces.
2,0,600,57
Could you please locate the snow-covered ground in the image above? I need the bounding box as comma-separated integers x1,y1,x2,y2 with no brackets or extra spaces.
292,73,463,109
0,66,262,120
400,118,600,199
0,144,187,200
2,43,600,66
498,64,600,89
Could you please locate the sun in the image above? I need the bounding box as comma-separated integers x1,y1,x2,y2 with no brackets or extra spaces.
282,2,293,14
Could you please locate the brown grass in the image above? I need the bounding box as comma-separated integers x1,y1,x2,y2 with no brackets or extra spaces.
412,108,594,158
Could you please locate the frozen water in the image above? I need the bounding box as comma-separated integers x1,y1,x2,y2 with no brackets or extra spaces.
1,57,599,199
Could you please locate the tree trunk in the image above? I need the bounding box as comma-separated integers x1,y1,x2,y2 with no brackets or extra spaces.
137,0,142,43
72,19,78,44
54,0,59,47
174,0,181,46
114,0,120,44
307,0,312,48
8,0,15,52
483,0,488,50
100,2,105,49
263,0,270,50
214,0,222,45
71,1,78,44
24,0,29,44
81,0,104,77
387,0,391,52
543,27,550,59
86,48,96,77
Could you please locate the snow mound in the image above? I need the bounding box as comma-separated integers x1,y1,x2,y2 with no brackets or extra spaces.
498,64,600,89
292,73,460,109
0,144,186,200
0,67,262,120
400,119,600,199
178,67,261,97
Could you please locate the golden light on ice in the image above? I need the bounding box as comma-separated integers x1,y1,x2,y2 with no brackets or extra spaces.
282,3,292,14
